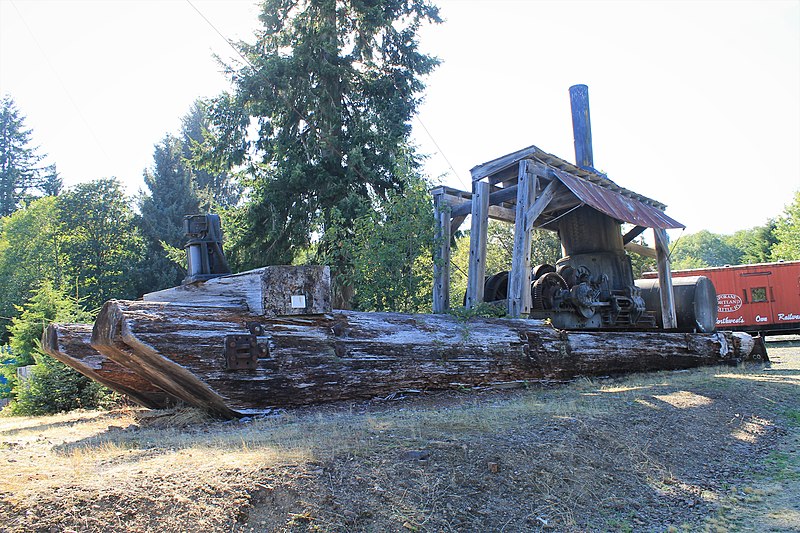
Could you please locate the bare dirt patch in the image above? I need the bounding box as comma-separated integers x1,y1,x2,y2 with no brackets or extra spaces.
1,343,798,532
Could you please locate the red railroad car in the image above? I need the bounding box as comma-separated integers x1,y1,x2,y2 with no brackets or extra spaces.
644,261,800,335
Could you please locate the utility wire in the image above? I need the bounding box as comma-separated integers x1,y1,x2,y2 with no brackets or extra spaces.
9,0,112,171
415,116,468,190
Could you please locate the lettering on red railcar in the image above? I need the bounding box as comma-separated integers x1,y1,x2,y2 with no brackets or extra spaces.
717,293,742,313
717,316,745,325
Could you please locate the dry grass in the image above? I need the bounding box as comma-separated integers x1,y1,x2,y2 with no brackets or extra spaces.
1,343,798,532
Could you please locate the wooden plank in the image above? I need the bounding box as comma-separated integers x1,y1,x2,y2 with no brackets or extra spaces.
433,192,451,313
42,323,175,409
653,228,678,329
508,160,536,318
465,180,490,309
85,300,755,417
624,241,657,259
524,179,561,232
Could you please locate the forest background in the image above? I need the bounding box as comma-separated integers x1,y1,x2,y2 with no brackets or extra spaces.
0,0,798,416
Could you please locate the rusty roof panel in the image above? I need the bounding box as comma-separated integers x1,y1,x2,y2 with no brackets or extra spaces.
552,169,684,229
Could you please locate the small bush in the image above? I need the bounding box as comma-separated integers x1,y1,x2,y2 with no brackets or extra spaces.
3,354,110,416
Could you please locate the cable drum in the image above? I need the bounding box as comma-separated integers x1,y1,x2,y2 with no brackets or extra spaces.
634,276,718,332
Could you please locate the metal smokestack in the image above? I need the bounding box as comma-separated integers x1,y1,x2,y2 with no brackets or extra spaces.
568,84,594,169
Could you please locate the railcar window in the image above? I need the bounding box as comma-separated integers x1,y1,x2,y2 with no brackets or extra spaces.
751,287,768,303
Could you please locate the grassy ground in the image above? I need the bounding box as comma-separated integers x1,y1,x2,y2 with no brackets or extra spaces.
1,343,798,532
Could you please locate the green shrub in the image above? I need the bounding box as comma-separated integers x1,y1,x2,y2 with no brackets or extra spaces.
4,354,109,416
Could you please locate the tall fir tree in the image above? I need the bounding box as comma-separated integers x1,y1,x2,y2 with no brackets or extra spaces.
180,100,241,210
207,0,440,306
137,135,201,290
0,95,43,216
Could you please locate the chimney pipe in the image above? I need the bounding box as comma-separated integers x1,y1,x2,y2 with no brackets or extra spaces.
569,84,594,169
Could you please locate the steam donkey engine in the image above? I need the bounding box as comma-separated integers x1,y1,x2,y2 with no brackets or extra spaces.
433,85,717,333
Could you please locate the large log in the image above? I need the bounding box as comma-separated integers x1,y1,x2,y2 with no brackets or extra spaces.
90,300,754,418
142,265,331,316
42,323,176,409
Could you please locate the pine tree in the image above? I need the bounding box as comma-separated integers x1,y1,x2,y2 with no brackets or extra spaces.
0,95,43,216
207,0,440,305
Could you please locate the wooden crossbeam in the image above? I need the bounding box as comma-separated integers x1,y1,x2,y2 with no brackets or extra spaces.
524,179,561,232
622,225,647,245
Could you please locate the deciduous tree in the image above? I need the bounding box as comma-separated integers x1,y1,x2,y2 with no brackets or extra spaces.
772,191,800,261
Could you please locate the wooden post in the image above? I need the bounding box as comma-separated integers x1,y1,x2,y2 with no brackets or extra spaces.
508,160,536,318
432,191,451,313
465,180,490,309
653,228,678,329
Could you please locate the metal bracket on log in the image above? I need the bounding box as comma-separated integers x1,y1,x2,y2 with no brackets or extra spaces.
224,321,267,370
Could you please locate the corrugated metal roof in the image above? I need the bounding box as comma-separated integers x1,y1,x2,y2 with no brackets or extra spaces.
552,169,684,229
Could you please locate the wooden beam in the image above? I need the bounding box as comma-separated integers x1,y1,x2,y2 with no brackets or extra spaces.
622,225,647,245
653,228,678,329
440,193,516,224
449,185,518,218
465,181,490,309
624,241,657,259
450,214,467,236
508,160,536,318
524,179,560,232
433,192,451,313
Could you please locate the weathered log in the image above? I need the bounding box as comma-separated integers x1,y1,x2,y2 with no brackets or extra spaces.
90,300,754,418
42,323,176,409
142,265,331,316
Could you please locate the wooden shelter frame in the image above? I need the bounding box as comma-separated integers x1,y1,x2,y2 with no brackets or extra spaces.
432,144,681,328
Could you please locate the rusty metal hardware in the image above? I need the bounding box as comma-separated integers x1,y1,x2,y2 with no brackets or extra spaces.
224,322,267,370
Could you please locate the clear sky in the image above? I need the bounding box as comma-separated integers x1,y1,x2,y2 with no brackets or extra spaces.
1,0,798,239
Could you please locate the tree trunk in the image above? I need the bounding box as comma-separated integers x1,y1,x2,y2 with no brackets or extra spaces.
42,323,176,409
88,300,755,418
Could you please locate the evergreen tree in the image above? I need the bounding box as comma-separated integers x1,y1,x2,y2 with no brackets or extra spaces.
140,135,200,248
208,0,440,305
180,100,241,210
3,281,104,415
137,135,201,290
38,164,63,197
0,95,43,216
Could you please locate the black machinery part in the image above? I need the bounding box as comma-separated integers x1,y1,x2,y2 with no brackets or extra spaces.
634,276,718,333
532,272,569,310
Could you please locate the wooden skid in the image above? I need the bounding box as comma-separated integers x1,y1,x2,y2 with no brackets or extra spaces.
86,300,755,418
42,323,177,409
